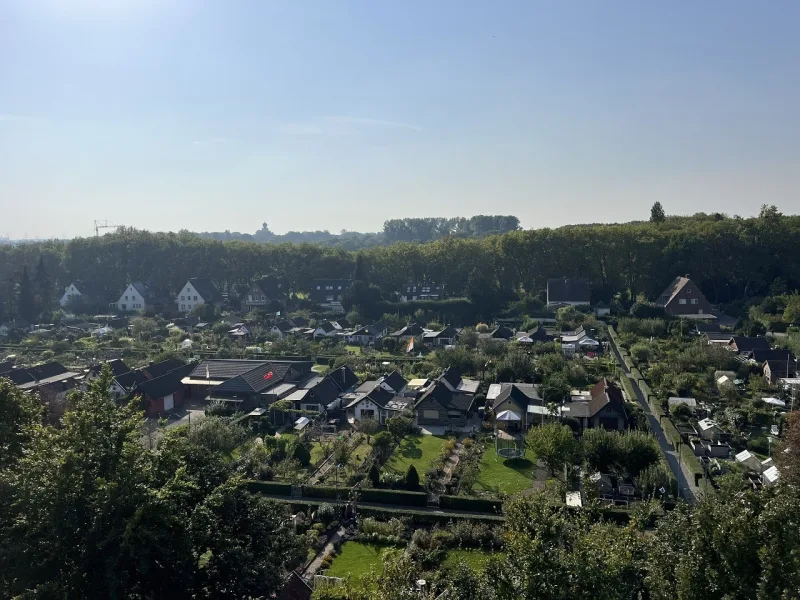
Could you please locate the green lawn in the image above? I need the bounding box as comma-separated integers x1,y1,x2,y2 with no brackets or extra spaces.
325,542,396,579
474,449,536,495
384,434,447,475
309,441,327,465
442,549,505,571
345,345,363,355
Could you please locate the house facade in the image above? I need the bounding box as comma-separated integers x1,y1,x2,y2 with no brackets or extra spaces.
400,282,445,302
546,278,590,308
309,279,352,310
176,278,220,313
243,277,286,313
113,282,152,313
60,280,106,310
656,276,713,316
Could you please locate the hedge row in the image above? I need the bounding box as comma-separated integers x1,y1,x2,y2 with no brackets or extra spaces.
439,495,503,513
358,488,429,507
245,481,293,496
660,416,681,447
302,486,351,500
357,505,504,525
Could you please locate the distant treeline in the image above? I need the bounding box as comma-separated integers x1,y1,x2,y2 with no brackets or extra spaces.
193,215,521,249
1,209,798,318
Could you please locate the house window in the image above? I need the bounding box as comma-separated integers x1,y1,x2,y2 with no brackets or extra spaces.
423,409,439,419
181,296,185,301
261,295,265,301
194,296,198,301
338,285,342,290
679,299,687,305
125,296,128,300
181,304,185,310
316,286,320,290
447,411,462,419
361,409,375,420
691,298,698,304
248,295,252,302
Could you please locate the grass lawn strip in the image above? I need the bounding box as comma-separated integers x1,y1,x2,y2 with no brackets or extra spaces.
384,434,447,475
325,541,394,579
474,448,535,495
442,549,505,572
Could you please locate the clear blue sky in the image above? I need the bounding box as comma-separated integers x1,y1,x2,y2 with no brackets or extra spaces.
2,1,800,239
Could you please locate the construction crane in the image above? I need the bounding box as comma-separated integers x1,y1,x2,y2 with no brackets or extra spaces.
94,220,124,236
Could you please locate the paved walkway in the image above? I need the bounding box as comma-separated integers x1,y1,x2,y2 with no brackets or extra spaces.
303,526,346,580
609,339,698,503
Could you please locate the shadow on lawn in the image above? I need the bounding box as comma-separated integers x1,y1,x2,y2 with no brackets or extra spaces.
501,457,534,475
397,437,423,459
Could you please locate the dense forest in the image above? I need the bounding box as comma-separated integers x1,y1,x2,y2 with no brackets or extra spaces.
0,207,798,320
193,215,521,249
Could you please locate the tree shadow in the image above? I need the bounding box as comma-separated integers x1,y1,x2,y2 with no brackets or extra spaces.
398,437,423,459
503,458,534,475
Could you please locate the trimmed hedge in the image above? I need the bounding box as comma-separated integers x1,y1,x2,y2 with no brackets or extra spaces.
660,416,681,447
358,488,429,507
357,505,504,525
246,481,293,496
439,495,503,513
302,486,349,500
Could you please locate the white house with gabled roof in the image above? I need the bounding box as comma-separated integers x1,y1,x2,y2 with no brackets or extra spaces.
113,282,150,313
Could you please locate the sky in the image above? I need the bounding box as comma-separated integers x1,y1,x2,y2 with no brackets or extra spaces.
2,1,800,239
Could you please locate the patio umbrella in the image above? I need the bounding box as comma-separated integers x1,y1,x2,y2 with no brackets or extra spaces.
495,410,522,422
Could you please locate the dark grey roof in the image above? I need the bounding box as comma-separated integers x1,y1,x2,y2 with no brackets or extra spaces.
143,358,185,380
751,349,793,363
136,364,194,400
188,278,221,302
350,325,378,337
290,316,309,327
547,278,590,303
356,380,379,394
130,281,150,299
439,366,462,388
493,383,541,411
695,322,721,333
365,385,394,409
316,321,337,333
416,381,474,412
189,359,269,380
730,336,771,353
328,365,359,391
90,359,130,377
391,323,424,337
115,370,148,391
213,361,293,395
253,277,286,298
306,376,341,406
382,370,407,393
12,362,70,386
765,360,797,379
595,300,610,309
0,360,14,375
71,280,107,301
273,320,295,333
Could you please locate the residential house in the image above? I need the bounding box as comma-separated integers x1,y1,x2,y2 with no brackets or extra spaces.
547,278,590,308
326,365,359,393
243,277,287,313
515,327,552,344
764,358,798,385
422,326,458,347
309,279,352,311
86,358,130,382
562,378,628,431
413,367,481,428
390,323,425,342
312,321,342,340
0,320,32,337
113,282,159,313
11,361,81,419
133,363,194,416
278,376,343,425
559,326,600,354
112,370,148,400
478,326,515,342
488,382,542,430
594,301,611,317
176,278,221,313
697,418,722,441
751,348,794,364
194,360,314,412
400,282,445,302
291,316,310,328
59,280,107,310
695,322,722,335
142,358,186,380
655,276,713,317
345,384,414,425
347,325,383,346
728,336,771,355
378,370,408,395
271,320,296,340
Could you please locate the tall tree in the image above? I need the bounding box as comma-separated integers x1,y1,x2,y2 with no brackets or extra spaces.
526,423,581,475
17,266,36,322
650,202,666,223
34,255,53,314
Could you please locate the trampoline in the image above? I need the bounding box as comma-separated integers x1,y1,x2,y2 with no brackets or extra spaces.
495,432,525,459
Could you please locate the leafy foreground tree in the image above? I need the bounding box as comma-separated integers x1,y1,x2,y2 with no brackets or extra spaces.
0,369,303,599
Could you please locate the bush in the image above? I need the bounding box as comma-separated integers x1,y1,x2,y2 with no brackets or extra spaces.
369,463,380,487
293,443,311,467
439,495,502,513
317,503,337,525
405,464,420,490
357,506,503,525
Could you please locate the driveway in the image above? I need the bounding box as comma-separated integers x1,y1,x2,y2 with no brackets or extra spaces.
141,400,206,449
